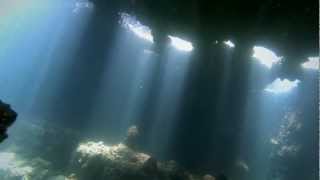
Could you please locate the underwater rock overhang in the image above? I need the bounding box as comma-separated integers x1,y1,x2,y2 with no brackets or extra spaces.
91,0,318,61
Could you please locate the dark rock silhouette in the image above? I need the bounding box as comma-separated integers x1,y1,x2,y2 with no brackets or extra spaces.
0,100,17,142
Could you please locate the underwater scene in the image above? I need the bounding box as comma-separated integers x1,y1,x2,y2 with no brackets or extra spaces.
0,0,318,180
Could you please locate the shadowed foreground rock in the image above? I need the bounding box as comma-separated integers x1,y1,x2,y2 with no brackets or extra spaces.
0,100,17,143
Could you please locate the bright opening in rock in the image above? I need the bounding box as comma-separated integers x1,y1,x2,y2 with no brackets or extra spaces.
264,78,300,94
252,46,282,69
301,57,319,70
119,13,154,43
168,35,194,52
223,40,235,48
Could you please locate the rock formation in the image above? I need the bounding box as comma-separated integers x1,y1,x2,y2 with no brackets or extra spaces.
70,126,221,180
0,100,17,143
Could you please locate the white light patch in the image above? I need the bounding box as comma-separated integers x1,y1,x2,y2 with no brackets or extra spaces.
270,138,279,145
302,57,319,70
252,46,282,68
73,1,94,13
265,78,300,94
143,49,154,55
168,36,194,52
236,160,250,172
119,13,154,43
143,49,158,56
224,40,235,48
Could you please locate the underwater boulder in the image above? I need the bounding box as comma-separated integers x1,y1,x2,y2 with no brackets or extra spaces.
70,126,221,180
0,100,17,143
73,141,154,180
72,141,212,180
